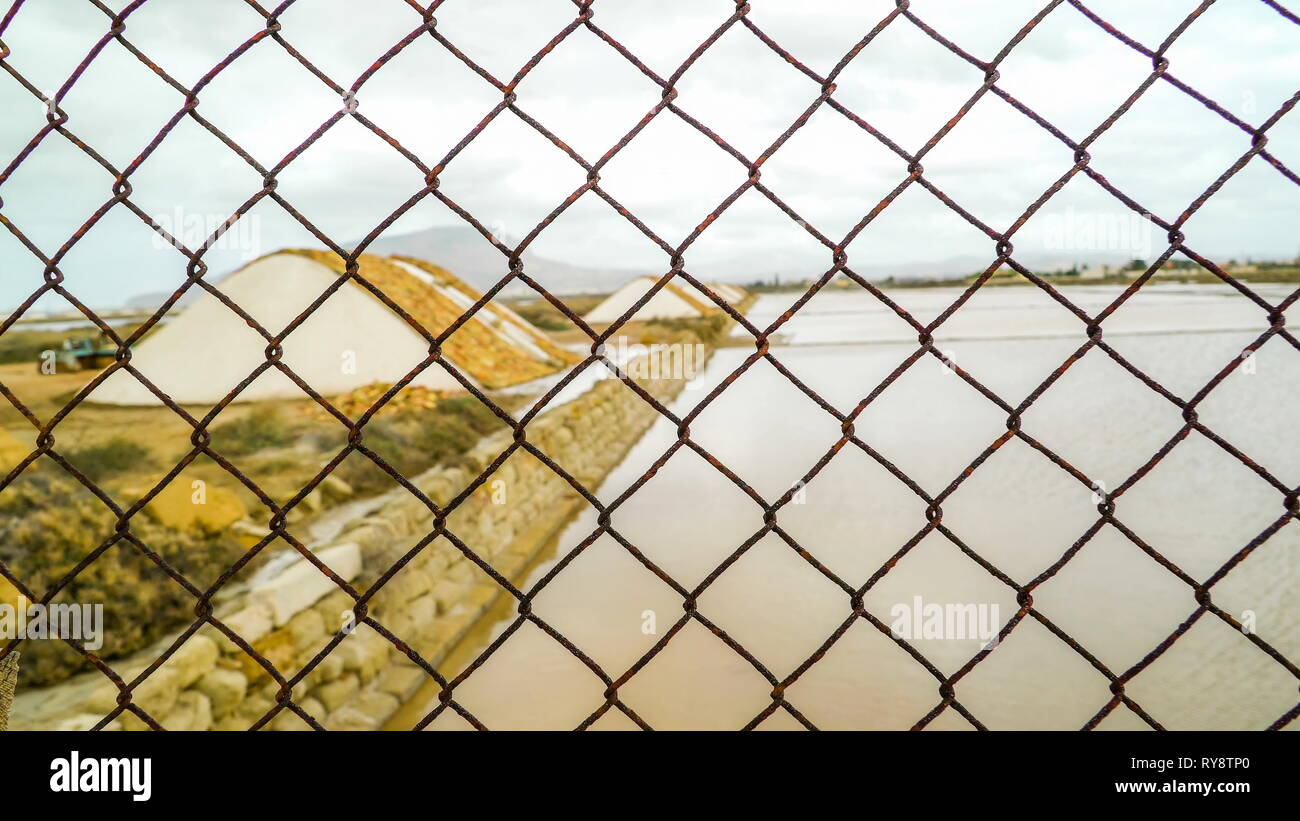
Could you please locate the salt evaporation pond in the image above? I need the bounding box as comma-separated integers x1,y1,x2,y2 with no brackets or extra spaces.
421,283,1299,730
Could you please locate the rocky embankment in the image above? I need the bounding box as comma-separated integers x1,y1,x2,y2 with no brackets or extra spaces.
9,351,701,730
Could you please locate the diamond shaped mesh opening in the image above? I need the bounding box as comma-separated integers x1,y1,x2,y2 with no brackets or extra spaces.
0,0,1296,731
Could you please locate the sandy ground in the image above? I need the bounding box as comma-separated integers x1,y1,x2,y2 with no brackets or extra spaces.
0,362,332,507
0,361,304,457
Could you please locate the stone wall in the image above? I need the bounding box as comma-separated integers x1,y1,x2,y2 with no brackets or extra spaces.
9,357,699,731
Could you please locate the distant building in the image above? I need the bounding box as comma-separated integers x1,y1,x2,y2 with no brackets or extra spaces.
1078,265,1110,280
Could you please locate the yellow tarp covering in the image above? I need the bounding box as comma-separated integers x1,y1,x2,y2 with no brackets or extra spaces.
392,255,581,366
285,250,573,390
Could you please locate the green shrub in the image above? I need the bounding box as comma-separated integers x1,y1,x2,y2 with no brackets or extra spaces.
63,438,156,483
507,295,603,331
0,328,70,367
210,407,296,457
645,313,729,345
436,395,506,435
0,323,150,367
0,469,252,686
326,397,507,494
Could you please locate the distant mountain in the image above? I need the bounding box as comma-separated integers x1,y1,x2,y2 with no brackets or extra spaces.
364,225,647,297
116,238,1154,315
117,226,647,313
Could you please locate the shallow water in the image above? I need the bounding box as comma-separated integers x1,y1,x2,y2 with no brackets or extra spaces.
432,283,1299,730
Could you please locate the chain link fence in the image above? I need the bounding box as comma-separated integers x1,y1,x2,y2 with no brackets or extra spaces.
0,0,1297,730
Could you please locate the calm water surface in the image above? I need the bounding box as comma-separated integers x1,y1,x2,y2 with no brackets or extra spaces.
430,284,1299,730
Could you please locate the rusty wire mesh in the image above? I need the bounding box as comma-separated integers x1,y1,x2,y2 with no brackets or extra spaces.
0,0,1297,731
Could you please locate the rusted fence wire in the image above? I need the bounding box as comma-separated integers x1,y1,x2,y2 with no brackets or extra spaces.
0,0,1297,731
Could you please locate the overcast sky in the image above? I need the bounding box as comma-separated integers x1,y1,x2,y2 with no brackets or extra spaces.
2,0,1298,312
